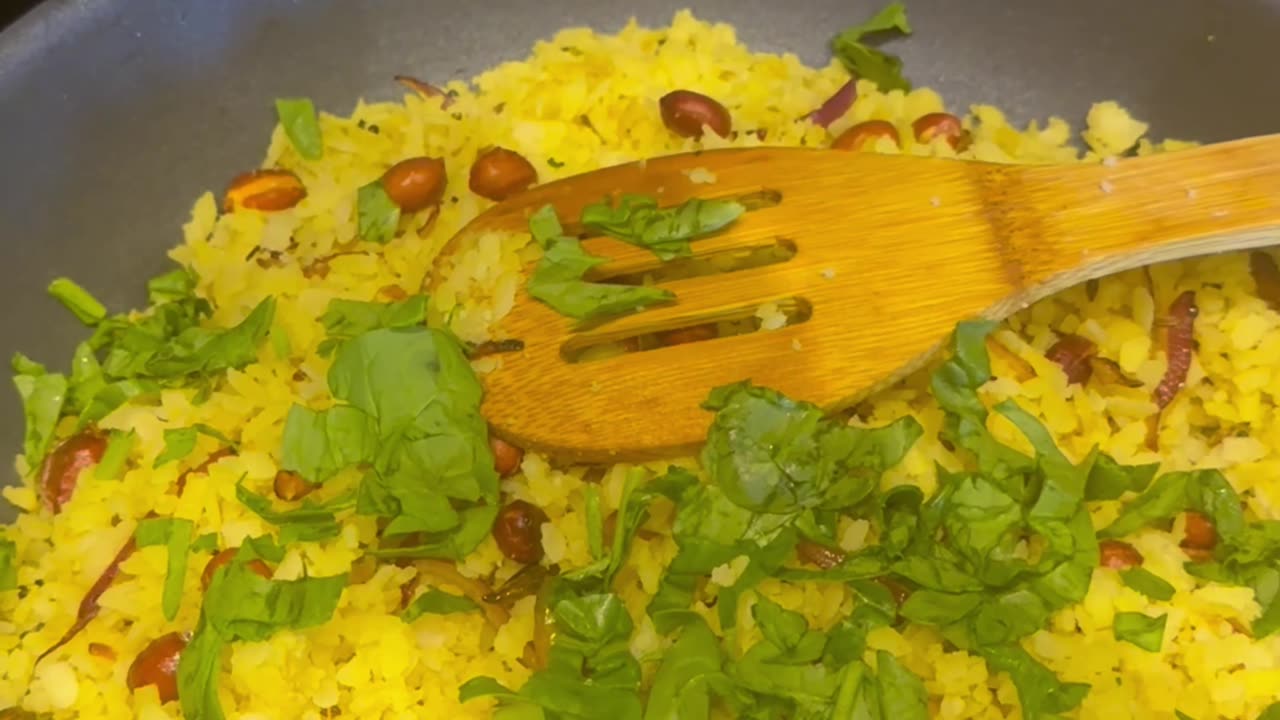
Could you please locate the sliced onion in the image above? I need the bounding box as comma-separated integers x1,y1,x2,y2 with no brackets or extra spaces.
806,79,856,128
394,75,454,109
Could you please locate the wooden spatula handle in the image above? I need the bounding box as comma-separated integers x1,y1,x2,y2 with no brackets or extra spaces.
994,134,1280,314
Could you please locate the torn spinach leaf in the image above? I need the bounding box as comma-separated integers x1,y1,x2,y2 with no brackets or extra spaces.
979,644,1089,720
279,327,498,559
275,97,324,160
235,483,353,543
830,1,913,92
525,203,674,323
11,354,67,467
642,618,726,720
1113,611,1166,652
701,381,921,514
1085,453,1158,501
1101,470,1245,541
401,589,479,622
1120,567,1176,602
153,425,232,469
874,650,927,720
179,546,346,720
580,195,744,261
317,295,428,355
135,517,195,621
461,593,643,720
48,277,107,326
357,180,401,244
95,429,136,480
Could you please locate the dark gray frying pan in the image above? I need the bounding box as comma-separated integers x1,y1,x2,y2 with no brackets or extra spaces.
2,0,1280,519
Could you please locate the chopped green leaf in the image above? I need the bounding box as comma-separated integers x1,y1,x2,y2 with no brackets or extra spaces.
357,180,401,244
979,645,1089,720
319,296,427,346
274,97,324,160
95,429,136,480
147,267,198,304
279,404,378,483
525,203,675,323
642,618,724,720
179,546,346,720
0,538,17,591
1258,703,1280,720
135,517,195,621
580,195,745,261
11,355,67,467
281,327,498,559
1113,611,1166,652
48,277,108,326
190,533,220,554
1101,470,1245,541
153,427,200,468
1086,454,1158,501
830,1,913,92
701,381,922,514
899,590,983,626
875,650,928,720
462,593,643,719
235,482,352,542
585,484,604,560
402,588,479,622
1120,567,1176,602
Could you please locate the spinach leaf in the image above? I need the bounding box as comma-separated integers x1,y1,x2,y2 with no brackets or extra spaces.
643,618,725,720
153,425,231,469
1086,453,1158,501
1113,611,1166,652
701,381,921,514
1259,703,1280,720
235,483,353,542
875,650,927,720
823,583,894,668
275,97,324,160
48,277,107,325
190,533,219,554
95,429,136,480
580,195,744,261
279,404,379,483
154,427,200,468
401,588,479,622
979,645,1089,720
0,538,16,591
356,180,401,244
463,593,643,720
899,589,983,626
282,327,497,558
1101,470,1244,541
525,204,675,323
318,295,427,354
178,547,345,720
1120,567,1176,602
831,2,913,92
135,517,195,621
11,355,67,467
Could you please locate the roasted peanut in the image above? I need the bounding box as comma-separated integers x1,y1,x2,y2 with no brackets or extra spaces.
469,147,537,201
659,90,732,139
273,470,317,502
912,112,970,151
1045,334,1097,385
493,500,548,564
39,430,107,514
1181,511,1217,551
1098,539,1144,569
659,324,718,347
796,539,846,570
831,120,900,151
127,632,187,704
490,436,525,478
381,156,447,212
222,169,307,212
201,548,273,590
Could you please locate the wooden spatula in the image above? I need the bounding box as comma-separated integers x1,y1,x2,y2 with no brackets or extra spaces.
432,136,1280,463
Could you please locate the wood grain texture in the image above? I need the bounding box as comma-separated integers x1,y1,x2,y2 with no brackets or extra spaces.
431,136,1280,462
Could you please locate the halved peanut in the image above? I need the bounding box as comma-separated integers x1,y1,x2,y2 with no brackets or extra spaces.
223,169,306,212
831,120,900,151
912,112,971,151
